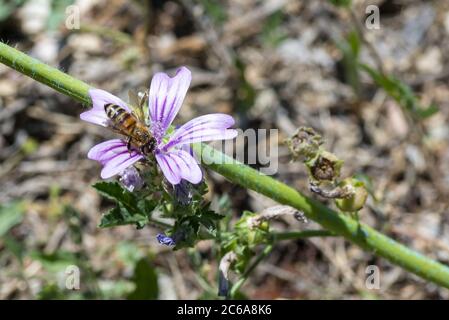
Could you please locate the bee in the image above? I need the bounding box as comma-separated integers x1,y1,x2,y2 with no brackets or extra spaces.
104,99,156,155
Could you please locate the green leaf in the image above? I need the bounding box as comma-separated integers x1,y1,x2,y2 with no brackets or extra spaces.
200,208,225,221
99,207,128,228
347,30,361,58
127,258,159,300
415,103,439,118
30,250,78,273
93,181,136,211
360,64,439,119
137,199,158,216
335,30,362,96
0,201,25,237
93,181,157,229
99,206,148,229
198,209,224,237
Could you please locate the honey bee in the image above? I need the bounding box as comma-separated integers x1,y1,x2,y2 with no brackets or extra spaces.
104,102,156,155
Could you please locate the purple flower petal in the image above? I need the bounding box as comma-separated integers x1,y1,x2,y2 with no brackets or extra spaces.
102,153,143,179
87,139,143,179
80,109,110,127
162,114,238,150
175,149,202,184
155,152,181,185
155,149,202,185
87,139,127,164
149,67,191,136
80,89,130,127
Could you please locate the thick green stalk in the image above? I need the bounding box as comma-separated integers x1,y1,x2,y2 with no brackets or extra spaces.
272,230,335,241
0,42,91,105
1,41,449,288
193,143,449,288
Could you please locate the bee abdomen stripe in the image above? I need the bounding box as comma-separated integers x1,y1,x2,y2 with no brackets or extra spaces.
105,103,126,119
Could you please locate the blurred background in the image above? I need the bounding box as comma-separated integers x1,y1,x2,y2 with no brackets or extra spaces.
1,0,449,299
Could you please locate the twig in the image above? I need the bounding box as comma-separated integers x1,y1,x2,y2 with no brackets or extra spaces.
309,181,353,199
247,205,307,229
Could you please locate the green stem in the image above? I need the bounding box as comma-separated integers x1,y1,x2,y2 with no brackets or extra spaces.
192,143,449,289
230,244,273,298
0,42,91,105
1,41,449,289
272,230,335,241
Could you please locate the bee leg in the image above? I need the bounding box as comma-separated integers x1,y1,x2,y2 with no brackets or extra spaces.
126,137,132,153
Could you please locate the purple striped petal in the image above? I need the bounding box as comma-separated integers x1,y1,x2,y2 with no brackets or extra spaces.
101,153,143,179
155,149,202,185
80,89,131,127
149,67,191,136
162,114,238,150
87,139,143,179
87,139,127,164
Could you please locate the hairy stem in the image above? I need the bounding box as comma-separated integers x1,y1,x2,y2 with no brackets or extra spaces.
0,42,91,105
193,143,449,289
272,230,335,241
1,41,449,289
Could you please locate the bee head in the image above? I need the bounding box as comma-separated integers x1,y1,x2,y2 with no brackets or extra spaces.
141,139,156,155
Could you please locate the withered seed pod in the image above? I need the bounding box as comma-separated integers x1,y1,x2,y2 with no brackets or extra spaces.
286,127,323,161
311,156,336,181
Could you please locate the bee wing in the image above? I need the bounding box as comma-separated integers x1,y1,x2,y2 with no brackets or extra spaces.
126,90,143,122
128,90,140,108
136,91,149,123
138,91,148,109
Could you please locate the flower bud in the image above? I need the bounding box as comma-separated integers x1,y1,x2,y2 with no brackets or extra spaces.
119,166,144,192
156,233,176,246
335,178,368,212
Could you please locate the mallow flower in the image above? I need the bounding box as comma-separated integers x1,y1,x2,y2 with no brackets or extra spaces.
80,67,237,185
